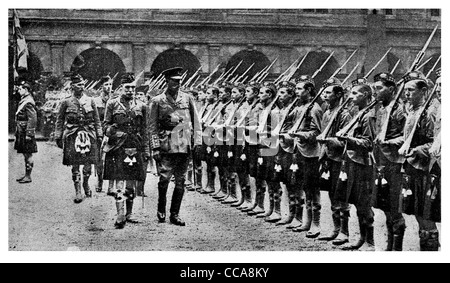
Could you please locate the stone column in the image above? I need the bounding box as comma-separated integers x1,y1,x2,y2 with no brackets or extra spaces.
365,13,388,79
208,44,221,73
280,46,293,77
50,41,65,77
133,43,146,85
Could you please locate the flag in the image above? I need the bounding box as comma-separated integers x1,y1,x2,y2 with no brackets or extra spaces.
12,9,29,80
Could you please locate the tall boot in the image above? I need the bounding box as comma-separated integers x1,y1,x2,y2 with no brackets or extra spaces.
73,175,83,204
18,161,33,183
248,187,265,216
201,169,215,194
82,174,92,198
419,229,440,251
157,180,169,223
360,224,375,251
194,167,203,192
287,201,304,229
114,201,126,229
385,223,394,251
319,209,341,241
107,180,115,196
169,181,186,226
332,211,350,246
240,187,255,211
231,184,245,207
16,163,27,182
257,191,274,218
212,176,228,199
393,228,405,251
185,170,194,191
265,194,281,223
276,198,296,226
136,180,147,197
306,208,321,238
342,218,366,250
293,205,312,232
222,177,239,204
125,199,139,223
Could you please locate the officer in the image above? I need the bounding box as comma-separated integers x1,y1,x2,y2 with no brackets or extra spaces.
149,67,202,226
14,80,38,184
55,74,103,203
103,73,150,229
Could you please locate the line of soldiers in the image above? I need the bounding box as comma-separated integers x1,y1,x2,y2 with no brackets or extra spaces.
184,67,441,252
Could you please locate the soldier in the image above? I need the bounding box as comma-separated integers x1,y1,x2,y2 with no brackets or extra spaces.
398,71,439,251
372,72,407,251
55,74,103,203
148,67,202,226
289,75,323,238
336,78,377,251
315,78,352,243
92,75,113,193
103,73,150,229
14,80,38,184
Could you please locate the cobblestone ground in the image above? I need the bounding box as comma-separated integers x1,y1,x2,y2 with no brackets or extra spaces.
8,141,433,257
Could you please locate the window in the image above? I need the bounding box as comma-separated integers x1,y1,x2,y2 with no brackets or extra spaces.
430,9,440,17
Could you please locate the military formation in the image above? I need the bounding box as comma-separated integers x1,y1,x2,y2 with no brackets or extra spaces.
13,27,441,251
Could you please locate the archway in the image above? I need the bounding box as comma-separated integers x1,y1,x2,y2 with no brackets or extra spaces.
295,50,339,86
225,49,271,83
70,47,126,90
150,48,201,81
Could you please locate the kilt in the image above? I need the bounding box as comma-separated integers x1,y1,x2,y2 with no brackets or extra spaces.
256,148,276,181
14,128,37,154
273,149,293,184
103,134,145,181
373,163,402,214
62,131,98,166
244,145,258,177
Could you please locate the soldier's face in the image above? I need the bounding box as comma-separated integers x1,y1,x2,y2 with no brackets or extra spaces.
71,82,85,94
278,87,291,105
206,88,216,103
167,78,180,92
102,82,112,93
198,90,206,101
245,87,257,101
323,86,339,107
17,85,28,97
295,82,309,101
219,88,230,101
405,80,426,108
259,87,273,103
373,81,392,104
231,88,243,101
123,83,136,97
350,86,367,108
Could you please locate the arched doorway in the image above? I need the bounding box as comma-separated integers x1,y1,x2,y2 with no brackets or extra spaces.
295,50,339,86
225,49,271,83
150,48,201,81
70,48,126,90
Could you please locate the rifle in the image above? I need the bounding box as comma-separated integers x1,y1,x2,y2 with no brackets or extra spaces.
270,96,300,136
235,63,255,84
256,95,281,134
330,49,358,79
416,57,433,71
204,100,233,127
284,52,310,82
133,69,145,85
235,98,260,127
255,57,278,83
223,61,243,83
341,63,360,86
364,47,392,79
182,66,202,88
311,51,335,79
286,91,323,135
196,64,220,87
390,59,401,74
398,83,438,156
378,25,438,142
201,100,220,124
426,55,441,79
335,100,378,138
316,96,352,141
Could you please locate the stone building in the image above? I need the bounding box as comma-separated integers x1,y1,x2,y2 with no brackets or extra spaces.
8,9,441,132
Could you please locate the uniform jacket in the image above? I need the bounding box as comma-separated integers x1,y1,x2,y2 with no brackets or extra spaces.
148,90,202,154
244,101,263,145
319,106,352,162
345,109,376,166
15,94,37,137
257,100,282,150
55,93,103,140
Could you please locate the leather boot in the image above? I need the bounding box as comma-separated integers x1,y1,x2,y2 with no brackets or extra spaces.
106,180,115,196
82,174,92,198
185,170,194,191
73,175,83,203
332,212,350,246
293,205,311,232
287,202,304,229
385,223,394,251
342,218,366,250
240,187,256,211
248,187,265,216
222,177,239,204
114,201,126,229
393,229,405,251
306,208,321,238
319,210,340,241
136,180,147,197
200,169,215,194
18,161,33,183
257,192,274,218
125,199,139,223
276,198,296,226
212,176,228,199
360,224,375,251
194,168,203,192
265,194,281,223
16,163,27,182
95,164,103,192
419,229,440,251
157,181,168,223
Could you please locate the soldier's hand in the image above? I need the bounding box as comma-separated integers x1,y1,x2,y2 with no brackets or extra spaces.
152,150,161,163
97,136,103,145
56,138,63,149
143,153,151,162
25,135,33,141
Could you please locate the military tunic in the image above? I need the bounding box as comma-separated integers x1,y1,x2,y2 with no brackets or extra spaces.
14,94,38,154
54,93,102,166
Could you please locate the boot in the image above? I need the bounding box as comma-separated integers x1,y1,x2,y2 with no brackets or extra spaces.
114,201,126,229
342,219,366,250
18,161,33,183
276,200,296,226
95,178,103,193
185,170,194,191
385,224,394,251
125,199,139,223
319,210,340,241
212,177,228,199
256,192,274,218
73,175,83,204
157,181,168,223
393,229,405,251
293,206,312,232
222,178,239,204
106,180,115,196
16,162,27,182
306,208,321,238
194,168,203,192
287,202,303,229
360,224,375,251
248,188,265,216
136,180,147,197
419,229,440,251
265,194,281,223
205,170,219,195
332,212,350,246
236,186,252,210
82,174,92,198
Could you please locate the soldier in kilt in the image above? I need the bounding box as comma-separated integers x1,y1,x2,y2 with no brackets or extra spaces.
55,74,103,203
14,80,38,184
